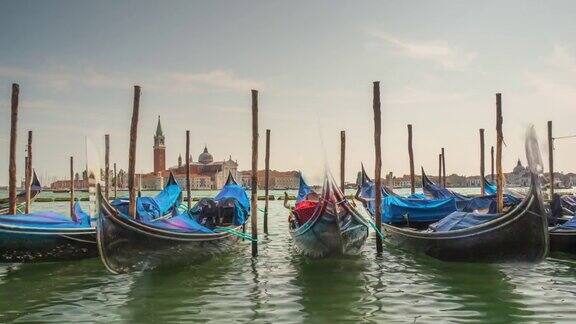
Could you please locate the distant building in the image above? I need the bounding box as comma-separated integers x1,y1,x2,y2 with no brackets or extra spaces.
367,158,535,189
153,115,166,174
50,179,89,190
505,159,531,187
240,170,299,189
138,116,239,190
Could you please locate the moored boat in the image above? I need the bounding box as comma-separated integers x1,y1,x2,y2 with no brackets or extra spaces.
0,172,188,263
548,194,576,254
0,202,96,262
97,173,250,273
286,173,369,257
357,127,548,262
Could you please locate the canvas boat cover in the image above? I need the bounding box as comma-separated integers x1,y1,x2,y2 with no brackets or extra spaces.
359,178,458,224
297,173,313,203
0,202,91,229
422,170,521,211
123,172,249,233
429,211,500,232
111,173,182,221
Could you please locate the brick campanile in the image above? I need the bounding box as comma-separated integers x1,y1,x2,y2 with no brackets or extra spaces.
153,115,166,173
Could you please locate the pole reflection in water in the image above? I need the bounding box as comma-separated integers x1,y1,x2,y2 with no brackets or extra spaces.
290,255,367,322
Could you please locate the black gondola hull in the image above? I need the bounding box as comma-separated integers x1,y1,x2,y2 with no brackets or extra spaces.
0,227,96,262
381,192,548,262
289,175,369,258
290,212,368,257
549,231,576,254
97,193,243,274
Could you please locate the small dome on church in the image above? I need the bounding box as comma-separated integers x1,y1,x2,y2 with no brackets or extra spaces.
513,159,525,174
198,146,213,164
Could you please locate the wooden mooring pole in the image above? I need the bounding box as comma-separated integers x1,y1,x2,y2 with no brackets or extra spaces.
70,156,76,220
480,128,485,195
24,156,29,211
548,121,554,198
25,130,32,213
496,93,504,213
128,86,141,219
438,153,442,185
441,147,446,188
373,81,383,254
104,134,110,200
408,124,415,194
250,89,259,257
186,130,191,209
264,129,271,235
8,83,19,215
113,163,117,199
340,130,346,193
491,146,495,182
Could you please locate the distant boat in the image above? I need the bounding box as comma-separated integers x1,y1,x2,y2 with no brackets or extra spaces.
0,170,42,215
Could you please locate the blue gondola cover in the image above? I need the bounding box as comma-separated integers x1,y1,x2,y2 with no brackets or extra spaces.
430,211,501,232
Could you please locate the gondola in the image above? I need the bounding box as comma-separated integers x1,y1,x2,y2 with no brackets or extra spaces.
286,172,369,257
97,172,250,273
549,222,576,254
356,127,548,262
0,172,185,263
0,171,42,215
548,194,576,254
0,201,96,262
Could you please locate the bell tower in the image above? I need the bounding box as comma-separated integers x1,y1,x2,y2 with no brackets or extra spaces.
153,116,166,173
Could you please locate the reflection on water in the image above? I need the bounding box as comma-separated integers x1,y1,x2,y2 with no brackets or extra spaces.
1,196,576,322
291,255,367,322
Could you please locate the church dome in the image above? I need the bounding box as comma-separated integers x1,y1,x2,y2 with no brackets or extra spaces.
513,159,525,174
198,146,213,164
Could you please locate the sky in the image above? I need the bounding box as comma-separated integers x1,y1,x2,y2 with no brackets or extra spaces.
1,0,576,186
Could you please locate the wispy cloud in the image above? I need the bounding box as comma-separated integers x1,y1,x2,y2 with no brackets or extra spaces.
523,44,576,103
546,44,576,72
0,65,263,93
367,31,477,70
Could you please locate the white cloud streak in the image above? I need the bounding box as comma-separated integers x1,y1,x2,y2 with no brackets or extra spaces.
367,31,477,70
523,44,576,103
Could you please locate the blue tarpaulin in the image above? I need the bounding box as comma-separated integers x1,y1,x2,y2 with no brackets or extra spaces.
422,171,521,212
484,177,497,195
297,173,313,203
429,211,501,232
360,180,457,224
0,202,91,229
135,173,250,233
112,173,182,221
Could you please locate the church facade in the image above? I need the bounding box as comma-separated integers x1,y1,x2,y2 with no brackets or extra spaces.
138,117,239,190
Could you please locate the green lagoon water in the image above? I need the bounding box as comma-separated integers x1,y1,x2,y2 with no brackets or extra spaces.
1,188,576,322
